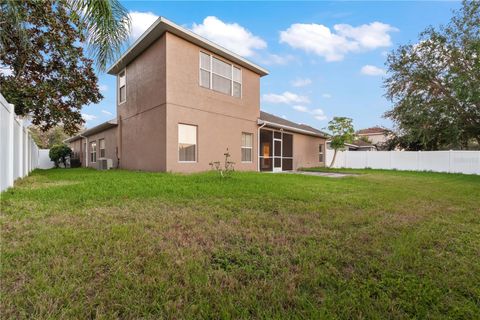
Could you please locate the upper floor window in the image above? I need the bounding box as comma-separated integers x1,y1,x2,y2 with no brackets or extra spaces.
99,139,106,158
199,52,242,98
118,69,126,104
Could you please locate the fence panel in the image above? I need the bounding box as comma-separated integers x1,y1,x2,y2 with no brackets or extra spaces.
326,149,479,175
38,149,55,169
0,93,43,192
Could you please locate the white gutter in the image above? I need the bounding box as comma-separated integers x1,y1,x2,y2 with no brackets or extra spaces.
257,122,266,172
257,119,325,137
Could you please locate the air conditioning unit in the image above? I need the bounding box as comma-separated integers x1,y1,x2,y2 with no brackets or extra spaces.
97,158,113,170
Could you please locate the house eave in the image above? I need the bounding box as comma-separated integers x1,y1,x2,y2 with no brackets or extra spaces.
107,17,269,77
257,119,326,138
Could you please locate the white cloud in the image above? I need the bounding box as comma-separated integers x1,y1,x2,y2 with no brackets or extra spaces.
258,53,295,65
312,108,327,120
334,22,397,49
101,110,113,116
129,11,159,41
280,22,397,61
291,78,312,87
262,91,310,104
99,84,108,92
192,16,266,57
293,105,309,112
361,65,386,76
82,113,97,121
322,93,332,99
314,115,327,121
292,106,328,121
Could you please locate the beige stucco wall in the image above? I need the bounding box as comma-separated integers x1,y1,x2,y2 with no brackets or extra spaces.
292,133,326,169
359,133,389,145
117,34,167,171
164,32,261,172
85,126,118,169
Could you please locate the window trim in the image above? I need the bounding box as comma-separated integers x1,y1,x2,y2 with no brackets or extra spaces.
118,68,126,105
178,123,198,163
241,132,253,163
199,51,242,98
319,143,324,163
90,141,97,163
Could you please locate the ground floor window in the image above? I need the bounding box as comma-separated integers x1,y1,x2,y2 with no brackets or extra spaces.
319,144,324,162
178,124,197,162
241,133,253,162
90,141,97,163
99,139,106,158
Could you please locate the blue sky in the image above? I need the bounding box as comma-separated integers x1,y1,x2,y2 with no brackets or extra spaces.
82,1,461,132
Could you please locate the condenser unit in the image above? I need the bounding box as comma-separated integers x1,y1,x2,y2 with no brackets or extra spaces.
97,158,113,170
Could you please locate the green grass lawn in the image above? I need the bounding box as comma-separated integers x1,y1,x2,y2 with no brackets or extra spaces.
1,168,479,319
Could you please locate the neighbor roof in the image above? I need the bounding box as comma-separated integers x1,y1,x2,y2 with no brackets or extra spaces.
64,118,117,143
351,139,375,147
107,17,269,77
259,111,328,138
357,127,388,135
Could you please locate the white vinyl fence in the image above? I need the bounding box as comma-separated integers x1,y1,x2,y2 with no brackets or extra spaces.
326,150,480,175
1,93,53,192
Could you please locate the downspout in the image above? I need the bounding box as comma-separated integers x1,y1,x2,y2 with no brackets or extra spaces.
79,134,88,167
257,122,266,172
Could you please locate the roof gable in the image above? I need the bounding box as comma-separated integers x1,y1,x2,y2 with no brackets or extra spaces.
107,17,269,77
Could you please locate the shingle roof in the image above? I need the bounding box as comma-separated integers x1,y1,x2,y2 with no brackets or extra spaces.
64,118,117,143
351,139,375,147
259,111,328,138
357,127,388,135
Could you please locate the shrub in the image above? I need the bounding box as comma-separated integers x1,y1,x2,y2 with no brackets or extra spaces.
49,144,72,168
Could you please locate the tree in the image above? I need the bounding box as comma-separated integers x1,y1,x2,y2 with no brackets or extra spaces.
327,117,355,168
0,1,104,134
0,0,131,134
384,0,480,150
29,125,70,149
0,0,130,72
49,144,72,168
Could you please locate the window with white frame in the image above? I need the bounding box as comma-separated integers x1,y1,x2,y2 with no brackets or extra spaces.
99,139,105,158
241,133,253,162
178,124,197,162
319,144,324,162
90,141,97,163
199,52,242,98
118,70,126,103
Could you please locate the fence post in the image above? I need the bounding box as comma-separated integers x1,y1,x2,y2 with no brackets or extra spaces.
7,104,15,187
449,150,452,173
417,151,421,171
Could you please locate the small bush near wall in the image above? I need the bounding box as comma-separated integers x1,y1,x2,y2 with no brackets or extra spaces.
49,145,72,168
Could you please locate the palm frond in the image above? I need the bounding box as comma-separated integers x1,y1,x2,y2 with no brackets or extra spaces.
69,0,131,71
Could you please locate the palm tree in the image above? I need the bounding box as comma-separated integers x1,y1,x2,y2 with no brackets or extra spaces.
0,0,131,73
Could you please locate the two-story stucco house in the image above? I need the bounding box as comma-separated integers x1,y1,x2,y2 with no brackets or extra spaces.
66,17,327,172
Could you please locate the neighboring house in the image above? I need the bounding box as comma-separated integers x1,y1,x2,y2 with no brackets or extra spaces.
66,17,327,172
326,140,376,152
356,127,391,146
